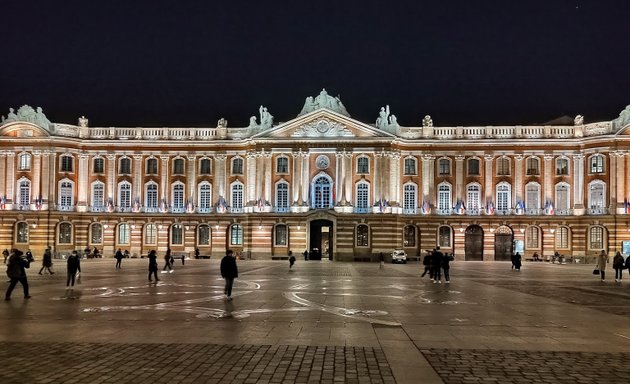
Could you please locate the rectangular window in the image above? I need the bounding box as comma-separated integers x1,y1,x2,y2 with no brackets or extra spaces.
356,225,369,247
556,158,568,175
526,158,539,175
231,225,243,245
468,159,480,175
145,225,157,245
404,158,416,175
276,157,289,174
200,159,212,175
497,158,510,176
61,156,73,172
438,227,451,248
556,227,569,249
438,159,450,175
274,225,287,246
357,157,369,174
198,226,210,246
590,227,604,249
146,159,158,174
526,227,539,249
171,225,183,245
93,158,104,174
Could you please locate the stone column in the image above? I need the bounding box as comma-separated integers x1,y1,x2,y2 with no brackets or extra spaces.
0,152,6,199
302,152,310,205
292,151,301,205
613,151,625,212
264,152,272,205
335,152,343,205
32,151,42,203
160,156,169,202
484,155,494,204
422,154,435,204
133,155,143,203
42,151,51,203
5,153,15,203
573,153,584,210
78,154,89,208
514,155,523,203
544,154,554,204
215,154,227,200
107,154,116,203
187,155,196,206
47,152,57,205
247,151,257,205
455,155,465,201
373,152,381,203
255,152,263,201
389,152,397,204
345,152,353,206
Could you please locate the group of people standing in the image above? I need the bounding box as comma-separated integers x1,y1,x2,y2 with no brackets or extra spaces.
421,247,453,283
597,250,630,282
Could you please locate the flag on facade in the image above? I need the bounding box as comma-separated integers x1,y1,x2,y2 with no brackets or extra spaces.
0,195,6,210
35,195,43,210
421,200,431,214
159,198,169,213
331,182,336,204
625,198,629,214
454,200,466,215
257,197,263,211
514,201,524,215
544,201,554,215
485,201,495,215
216,196,227,213
186,198,194,213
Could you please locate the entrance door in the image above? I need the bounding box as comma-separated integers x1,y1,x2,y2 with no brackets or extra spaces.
494,226,513,261
309,219,333,260
464,225,484,261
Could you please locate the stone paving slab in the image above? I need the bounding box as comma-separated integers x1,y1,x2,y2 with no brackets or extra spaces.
0,342,395,384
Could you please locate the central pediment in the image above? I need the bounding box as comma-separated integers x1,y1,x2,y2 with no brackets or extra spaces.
251,109,396,139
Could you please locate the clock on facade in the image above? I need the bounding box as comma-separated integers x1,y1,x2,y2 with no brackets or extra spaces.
316,155,329,169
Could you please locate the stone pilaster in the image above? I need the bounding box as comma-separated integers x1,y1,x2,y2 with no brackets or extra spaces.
263,152,272,205
159,155,169,202
107,154,116,203
187,155,196,204
422,154,435,204
573,153,584,210
455,155,465,201
544,154,554,203
247,151,257,205
6,152,15,203
514,154,523,203
133,155,143,203
78,154,89,208
484,155,494,205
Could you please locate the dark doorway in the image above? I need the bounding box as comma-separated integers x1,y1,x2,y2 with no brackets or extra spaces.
309,219,333,260
465,225,484,261
494,226,513,261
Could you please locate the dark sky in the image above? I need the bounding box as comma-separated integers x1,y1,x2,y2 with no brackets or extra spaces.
1,1,629,127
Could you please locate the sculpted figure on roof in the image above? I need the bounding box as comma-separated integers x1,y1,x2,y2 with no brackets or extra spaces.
298,89,350,117
613,105,630,130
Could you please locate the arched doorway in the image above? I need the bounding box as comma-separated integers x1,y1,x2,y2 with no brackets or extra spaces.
309,219,333,260
494,226,513,261
465,225,483,261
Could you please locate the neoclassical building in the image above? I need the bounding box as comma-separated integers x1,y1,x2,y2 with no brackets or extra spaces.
1,90,630,262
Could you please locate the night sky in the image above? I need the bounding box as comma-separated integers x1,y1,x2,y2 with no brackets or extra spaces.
1,1,629,127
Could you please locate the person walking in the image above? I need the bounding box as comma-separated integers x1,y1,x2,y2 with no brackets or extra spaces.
5,249,32,300
421,250,433,278
303,249,309,261
596,250,608,282
289,251,296,270
220,249,238,300
626,254,630,279
513,252,522,271
39,247,55,275
181,254,185,265
163,248,173,272
431,247,444,283
66,250,81,289
114,248,123,269
379,252,385,270
613,251,624,282
147,250,159,282
442,252,454,283
194,248,200,259
2,248,9,264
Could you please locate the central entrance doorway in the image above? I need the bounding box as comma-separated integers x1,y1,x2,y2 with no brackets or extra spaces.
309,219,333,260
494,226,514,261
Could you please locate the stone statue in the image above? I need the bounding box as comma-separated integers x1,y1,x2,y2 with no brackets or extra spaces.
297,89,351,117
315,89,332,109
422,115,433,128
335,96,349,116
7,107,17,121
248,115,258,128
389,114,398,127
376,105,390,129
613,105,630,130
299,96,317,115
217,117,228,128
35,107,51,129
259,105,274,130
574,115,584,126
78,116,89,127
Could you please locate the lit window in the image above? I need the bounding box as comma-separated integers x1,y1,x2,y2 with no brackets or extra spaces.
356,224,369,247
58,222,72,244
230,224,243,245
276,157,289,174
198,225,210,246
274,225,288,246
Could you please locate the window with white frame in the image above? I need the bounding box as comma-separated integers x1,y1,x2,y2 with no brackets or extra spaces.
496,183,511,210
90,223,102,244
526,226,540,249
173,158,185,175
356,224,369,247
144,224,157,245
231,157,244,175
19,153,31,170
117,223,130,245
403,225,416,247
230,224,243,245
589,155,604,174
93,157,104,174
274,224,288,246
357,157,369,174
198,225,210,246
403,183,417,211
231,183,244,209
438,226,452,248
437,183,452,211
276,156,289,174
312,176,332,209
438,158,451,175
172,183,185,209
525,183,540,210
18,179,30,207
404,157,417,175
198,183,212,210
16,222,29,243
118,182,131,209
146,158,158,174
556,158,569,175
466,184,481,211
555,183,570,212
497,157,510,176
199,158,212,175
356,182,369,210
59,181,73,207
526,157,540,176
468,158,480,175
276,182,289,211
171,224,183,245
119,157,131,175
588,181,605,210
58,222,72,244
145,183,158,209
60,155,73,172
589,226,604,249
555,226,569,249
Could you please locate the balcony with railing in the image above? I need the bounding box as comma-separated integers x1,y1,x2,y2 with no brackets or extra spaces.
525,208,542,215
57,205,75,212
170,207,186,213
275,206,290,213
588,207,608,215
495,209,511,216
198,207,214,213
436,208,452,215
466,208,481,216
402,208,417,215
229,207,243,213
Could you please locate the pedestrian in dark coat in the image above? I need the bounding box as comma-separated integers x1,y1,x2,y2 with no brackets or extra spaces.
2,248,9,264
596,250,608,282
114,248,123,269
147,250,159,282
613,251,624,282
513,252,522,271
421,251,433,278
442,253,454,283
289,251,296,269
625,254,630,278
5,249,31,300
163,248,173,272
303,250,309,261
220,249,238,300
66,251,81,289
431,247,444,283
39,247,54,275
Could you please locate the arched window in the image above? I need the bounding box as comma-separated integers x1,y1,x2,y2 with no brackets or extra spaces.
496,183,512,211
526,157,540,176
275,182,289,212
173,158,185,175
119,157,131,175
438,226,452,248
403,183,417,212
555,226,570,249
466,183,481,212
172,183,185,210
91,182,105,209
355,182,369,212
146,158,158,174
58,222,72,244
356,156,369,174
145,183,158,210
18,178,31,207
438,158,451,175
230,182,244,211
198,225,210,246
555,183,570,214
230,224,243,245
556,157,569,175
276,156,289,174
526,226,540,249
199,158,212,175
93,157,105,174
588,181,605,213
525,183,540,211
198,183,212,212
19,153,31,171
404,157,417,175
588,226,605,250
117,223,130,245
274,224,288,246
171,224,183,245
467,158,480,176
356,224,369,247
589,155,605,174
437,183,452,213
118,182,132,209
60,155,74,172
59,180,74,208
144,224,157,245
497,157,510,176
231,157,244,175
16,222,29,243
403,225,416,247
90,223,103,244
312,175,332,209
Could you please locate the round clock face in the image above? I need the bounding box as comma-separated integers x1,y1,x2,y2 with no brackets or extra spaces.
316,155,329,169
316,120,330,133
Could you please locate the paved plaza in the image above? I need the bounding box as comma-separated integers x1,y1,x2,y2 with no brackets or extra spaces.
2,257,630,383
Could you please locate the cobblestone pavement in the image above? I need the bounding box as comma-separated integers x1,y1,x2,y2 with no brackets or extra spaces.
422,349,630,384
0,342,394,384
